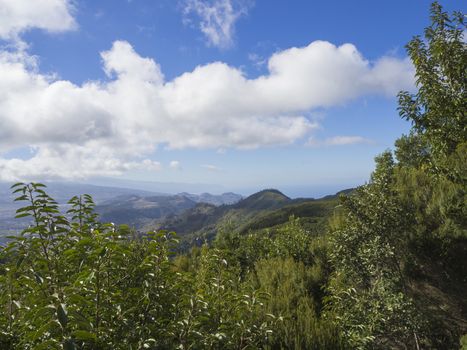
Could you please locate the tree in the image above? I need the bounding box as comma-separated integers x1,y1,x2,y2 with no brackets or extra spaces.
326,152,422,349
326,3,467,348
398,2,466,174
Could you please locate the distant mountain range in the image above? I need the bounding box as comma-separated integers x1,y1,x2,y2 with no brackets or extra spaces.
0,181,242,242
79,177,228,195
96,192,242,228
0,181,161,241
97,188,354,244
0,180,353,246
151,189,353,242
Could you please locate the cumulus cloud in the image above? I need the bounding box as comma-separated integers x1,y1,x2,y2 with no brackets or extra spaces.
0,0,76,40
182,0,251,48
307,136,373,147
0,148,160,181
0,40,414,181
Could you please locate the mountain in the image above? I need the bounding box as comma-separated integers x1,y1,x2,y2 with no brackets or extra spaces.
155,189,290,236
232,189,290,210
0,181,241,242
97,194,198,228
154,189,345,241
95,192,242,227
93,188,303,237
0,181,164,241
177,192,242,206
1,182,346,247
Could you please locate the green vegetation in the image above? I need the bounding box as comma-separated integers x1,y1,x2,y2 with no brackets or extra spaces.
0,2,465,349
158,189,340,249
0,184,277,349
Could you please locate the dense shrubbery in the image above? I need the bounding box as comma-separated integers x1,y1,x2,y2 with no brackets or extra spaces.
0,183,276,349
326,3,466,348
0,184,342,349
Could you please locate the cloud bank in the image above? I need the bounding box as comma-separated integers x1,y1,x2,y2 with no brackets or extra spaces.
0,0,75,40
0,38,414,181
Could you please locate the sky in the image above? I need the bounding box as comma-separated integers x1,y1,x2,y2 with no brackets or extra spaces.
0,0,464,196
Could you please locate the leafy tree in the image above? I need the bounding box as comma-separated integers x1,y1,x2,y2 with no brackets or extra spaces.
326,152,423,349
394,132,430,168
326,3,466,348
398,2,466,175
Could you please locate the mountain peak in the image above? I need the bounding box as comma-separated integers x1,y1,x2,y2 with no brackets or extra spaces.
236,189,290,210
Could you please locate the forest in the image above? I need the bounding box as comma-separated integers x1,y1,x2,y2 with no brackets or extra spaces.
0,3,466,349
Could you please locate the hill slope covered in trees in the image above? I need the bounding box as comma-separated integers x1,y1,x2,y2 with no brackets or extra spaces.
154,189,343,242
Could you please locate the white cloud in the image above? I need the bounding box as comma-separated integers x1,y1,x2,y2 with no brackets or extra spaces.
182,0,251,48
202,164,221,172
307,136,373,147
0,40,414,181
169,160,181,170
0,0,76,40
248,52,267,68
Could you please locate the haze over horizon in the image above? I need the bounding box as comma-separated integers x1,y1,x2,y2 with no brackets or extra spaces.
0,176,351,199
0,0,463,191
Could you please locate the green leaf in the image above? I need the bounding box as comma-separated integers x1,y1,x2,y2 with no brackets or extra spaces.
10,182,25,189
73,330,96,341
32,183,47,188
99,247,107,257
16,205,36,213
57,303,68,328
16,255,25,268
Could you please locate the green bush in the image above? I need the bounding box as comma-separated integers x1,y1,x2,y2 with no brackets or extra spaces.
0,183,275,349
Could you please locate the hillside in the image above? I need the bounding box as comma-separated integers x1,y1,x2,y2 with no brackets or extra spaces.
155,189,344,241
0,181,242,243
95,192,242,229
178,192,242,206
97,195,198,227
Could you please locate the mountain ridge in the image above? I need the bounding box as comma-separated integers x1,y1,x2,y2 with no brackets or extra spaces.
151,188,350,241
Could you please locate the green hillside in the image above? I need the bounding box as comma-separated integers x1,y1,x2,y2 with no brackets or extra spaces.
155,189,344,243
239,198,336,233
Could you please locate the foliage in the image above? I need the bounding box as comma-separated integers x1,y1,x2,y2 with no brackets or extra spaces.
461,334,467,350
0,183,275,349
326,153,423,349
0,3,465,349
253,257,343,350
398,2,466,174
324,3,466,348
213,217,342,349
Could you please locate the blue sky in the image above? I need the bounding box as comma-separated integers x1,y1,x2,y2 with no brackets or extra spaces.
0,0,464,196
